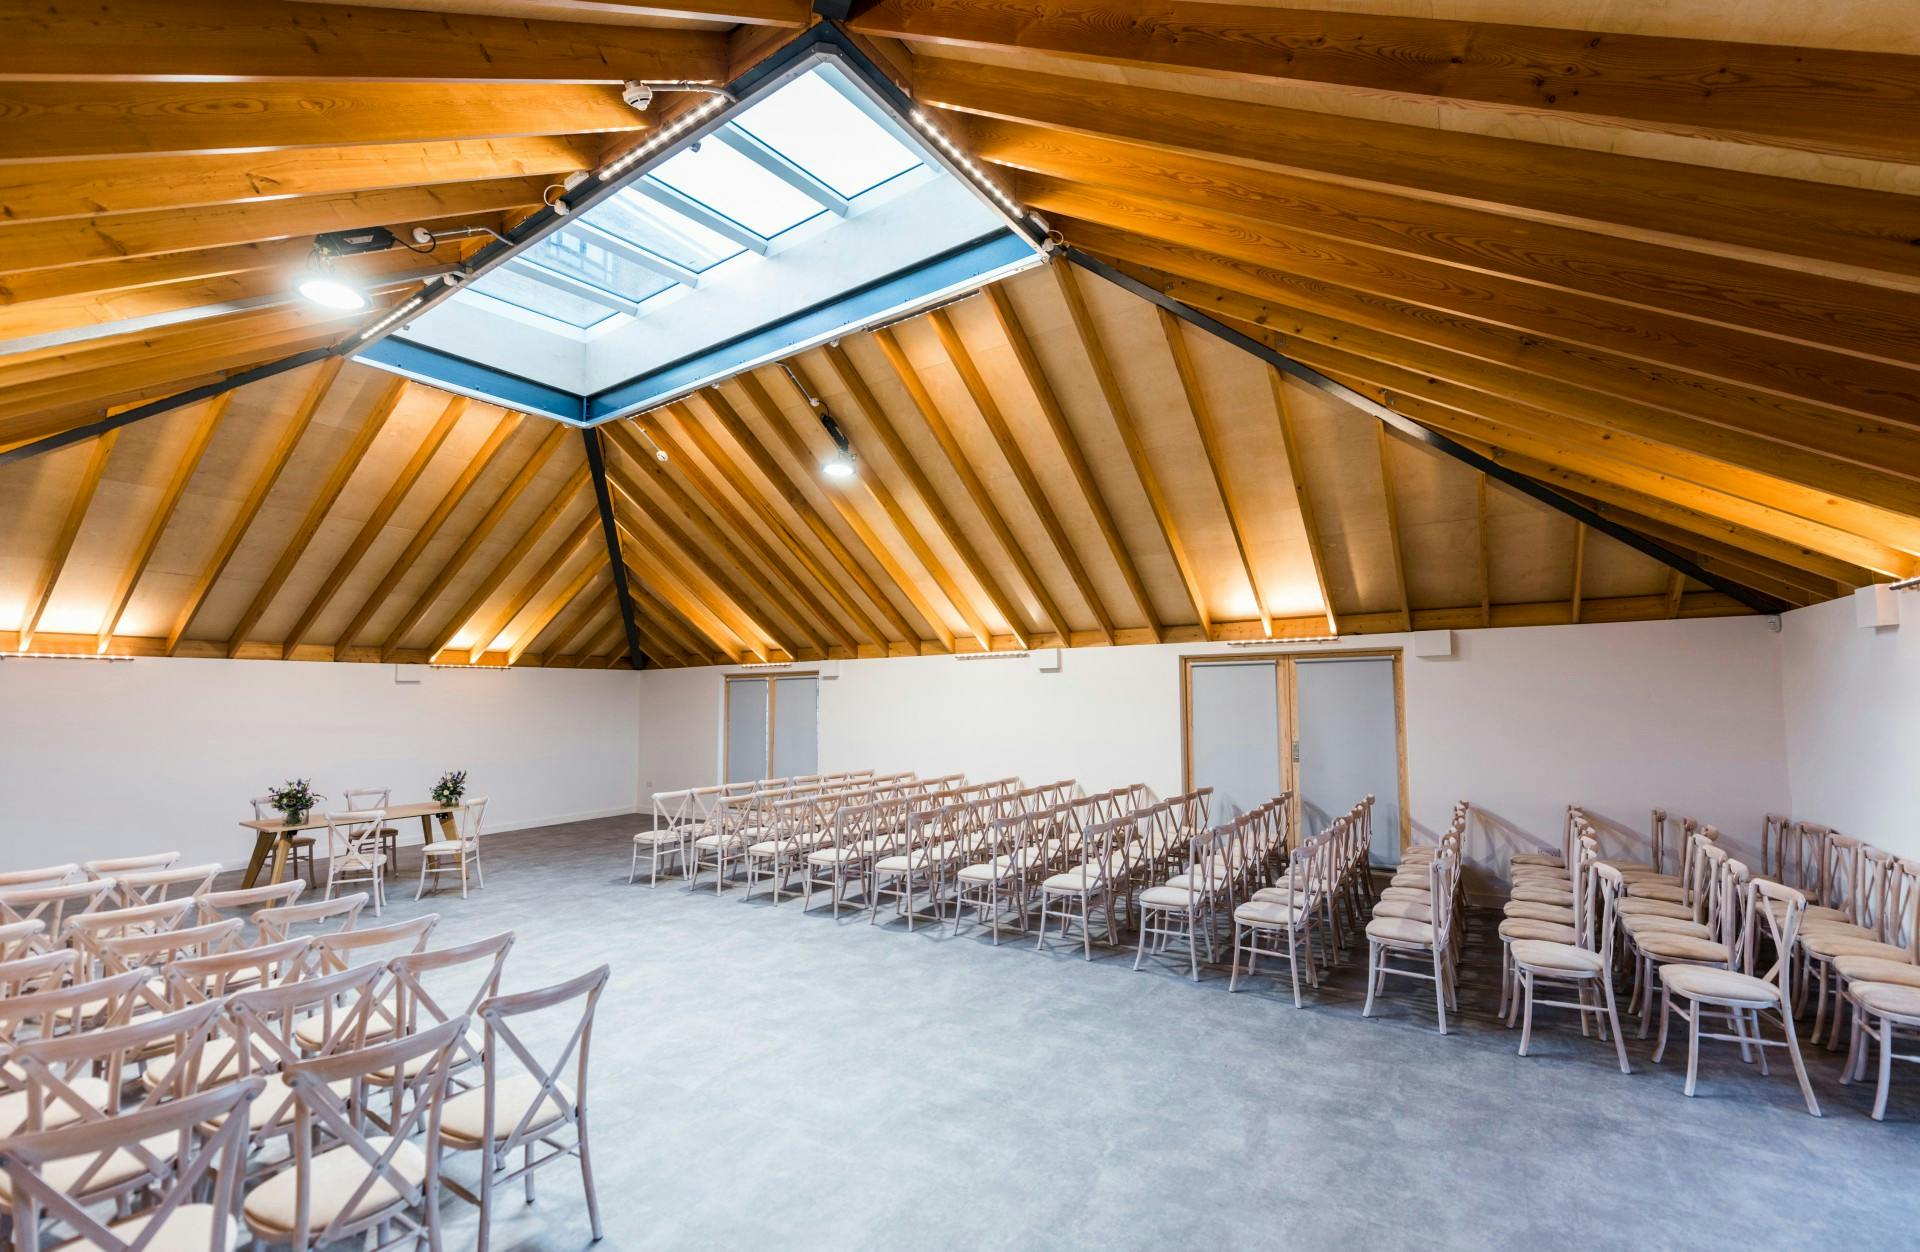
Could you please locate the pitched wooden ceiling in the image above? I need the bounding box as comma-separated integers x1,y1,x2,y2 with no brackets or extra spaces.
3,0,1916,667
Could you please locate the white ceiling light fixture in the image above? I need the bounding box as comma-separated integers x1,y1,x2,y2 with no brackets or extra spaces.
297,265,368,311
780,362,857,481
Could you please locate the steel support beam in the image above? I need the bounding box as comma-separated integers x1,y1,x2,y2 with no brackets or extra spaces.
582,427,648,669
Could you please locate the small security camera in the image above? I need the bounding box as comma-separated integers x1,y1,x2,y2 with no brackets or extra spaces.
621,80,654,112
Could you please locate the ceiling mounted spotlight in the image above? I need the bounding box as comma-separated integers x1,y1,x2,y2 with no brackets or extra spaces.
780,363,857,481
296,226,399,309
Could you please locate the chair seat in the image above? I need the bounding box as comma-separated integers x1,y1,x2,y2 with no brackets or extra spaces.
0,1133,176,1201
1499,918,1575,944
1502,901,1574,925
1660,965,1779,1005
746,839,785,856
243,1136,427,1236
955,862,1010,883
1509,883,1573,906
1626,881,1686,903
1166,867,1232,889
439,1074,572,1150
1853,981,1920,1019
1509,865,1570,881
632,829,681,847
1042,868,1106,893
1510,940,1604,975
1235,900,1309,927
692,832,743,851
806,848,860,865
1509,854,1564,868
64,1203,239,1252
874,852,934,872
0,1075,111,1133
1139,884,1203,909
1810,936,1914,963
1373,899,1434,924
1637,933,1730,963
293,1000,398,1051
420,839,474,857
1623,915,1711,939
1252,886,1312,905
1378,886,1429,904
1616,898,1692,920
1833,955,1920,988
1365,916,1434,946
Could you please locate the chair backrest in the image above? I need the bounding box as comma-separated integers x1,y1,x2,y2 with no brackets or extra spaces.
96,920,246,1000
1888,858,1920,961
0,1077,262,1252
1741,877,1803,1001
7,1000,226,1133
476,964,610,1161
1591,862,1626,965
0,948,74,998
1857,847,1895,940
63,899,196,978
460,796,489,840
0,969,147,1049
106,862,221,907
308,915,438,980
324,809,388,862
0,864,78,889
253,891,367,943
388,930,514,1084
1822,833,1863,921
228,962,388,1082
250,795,278,822
165,936,312,1009
81,852,181,878
195,880,305,936
278,1017,467,1249
343,787,391,811
0,878,119,946
0,918,46,962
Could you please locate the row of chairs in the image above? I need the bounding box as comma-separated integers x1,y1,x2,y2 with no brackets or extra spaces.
0,872,605,1250
1362,799,1463,1031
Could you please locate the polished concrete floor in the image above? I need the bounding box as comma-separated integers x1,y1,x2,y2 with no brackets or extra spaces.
367,815,1919,1251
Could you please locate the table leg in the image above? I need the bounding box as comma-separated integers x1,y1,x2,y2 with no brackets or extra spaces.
241,832,274,889
266,835,292,887
434,812,458,841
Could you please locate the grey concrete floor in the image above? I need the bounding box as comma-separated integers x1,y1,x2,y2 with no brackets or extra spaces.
373,815,1920,1252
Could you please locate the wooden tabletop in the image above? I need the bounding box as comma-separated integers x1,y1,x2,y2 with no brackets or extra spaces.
239,801,457,834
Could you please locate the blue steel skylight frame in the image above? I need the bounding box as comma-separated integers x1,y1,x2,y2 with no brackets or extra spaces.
350,24,1048,427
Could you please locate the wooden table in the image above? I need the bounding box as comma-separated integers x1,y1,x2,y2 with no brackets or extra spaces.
238,801,460,888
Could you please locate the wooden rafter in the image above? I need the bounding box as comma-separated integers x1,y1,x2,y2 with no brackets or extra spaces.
1158,307,1271,636
1476,474,1492,629
542,582,619,667
1570,522,1588,624
1373,426,1412,632
332,409,520,657
416,463,588,662
1267,370,1335,637
8,1,731,83
872,325,1063,643
820,342,1009,651
505,556,606,668
613,519,746,663
860,1,1920,162
95,395,228,652
617,566,707,668
16,430,119,651
984,284,1153,641
281,394,467,658
930,306,1113,644
776,357,959,653
647,411,863,654
224,374,407,656
165,356,343,655
1050,261,1208,636
464,511,598,663
603,452,782,661
605,421,831,656
668,398,889,649
377,424,569,660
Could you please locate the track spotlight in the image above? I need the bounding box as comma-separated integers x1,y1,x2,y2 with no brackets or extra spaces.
297,270,367,310
821,446,857,480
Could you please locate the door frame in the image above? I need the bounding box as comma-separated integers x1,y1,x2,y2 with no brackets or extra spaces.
722,671,820,782
1180,648,1410,852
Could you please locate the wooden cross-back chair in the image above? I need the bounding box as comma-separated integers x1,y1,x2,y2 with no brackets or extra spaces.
0,879,119,952
81,853,181,879
385,931,516,1121
243,1017,467,1251
62,899,195,981
1233,828,1327,1007
0,864,78,890
1134,822,1229,981
1036,817,1126,960
1,1077,262,1252
322,809,390,916
0,949,74,1000
0,971,146,1062
224,963,387,1161
195,881,306,940
252,892,367,945
439,964,611,1252
105,863,220,909
0,919,47,962
951,808,1044,945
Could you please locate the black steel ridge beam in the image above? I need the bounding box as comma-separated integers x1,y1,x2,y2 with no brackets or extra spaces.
1062,245,1789,617
581,427,648,669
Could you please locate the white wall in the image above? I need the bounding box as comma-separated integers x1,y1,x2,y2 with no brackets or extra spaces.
0,657,642,870
636,616,1794,884
1781,592,1920,857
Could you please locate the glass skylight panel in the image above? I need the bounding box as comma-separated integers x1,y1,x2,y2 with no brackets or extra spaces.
595,190,745,272
735,68,922,198
466,267,616,329
649,139,825,239
526,231,676,302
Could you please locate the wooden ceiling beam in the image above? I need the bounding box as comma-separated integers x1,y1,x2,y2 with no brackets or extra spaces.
15,430,119,652
377,425,570,660
984,285,1156,641
95,394,228,653
614,518,748,663
1475,473,1491,629
608,462,778,662
280,394,466,658
1599,508,1845,602
1373,426,1412,632
1267,371,1336,636
815,347,1001,651
930,306,1113,645
504,556,606,668
332,408,521,657
541,581,619,668
1664,569,1688,619
915,58,1920,287
1050,261,1209,636
605,422,833,654
165,356,343,654
0,81,646,163
971,119,1920,370
224,373,407,656
619,566,713,668
703,380,915,647
669,397,889,649
736,368,948,652
648,410,863,654
1570,522,1588,624
1158,307,1273,637
4,1,728,84
414,464,588,663
1034,180,1920,440
6,177,548,276
1075,231,1920,512
862,1,1920,163
464,510,600,664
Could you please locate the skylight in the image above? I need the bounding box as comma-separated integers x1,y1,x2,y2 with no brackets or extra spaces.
369,47,1043,423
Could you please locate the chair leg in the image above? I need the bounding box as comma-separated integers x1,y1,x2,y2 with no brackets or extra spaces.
1653,988,1672,1064
1683,1006,1702,1097
1872,1016,1892,1122
1780,1005,1824,1117
1517,971,1535,1056
1604,982,1631,1074
578,1111,603,1242
1362,942,1380,1019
